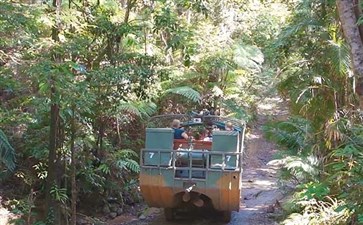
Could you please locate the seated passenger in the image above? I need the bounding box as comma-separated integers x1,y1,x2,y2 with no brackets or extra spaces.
203,122,214,141
172,119,188,140
225,121,234,131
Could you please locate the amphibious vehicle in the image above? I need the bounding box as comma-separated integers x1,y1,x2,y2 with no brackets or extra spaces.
139,114,245,222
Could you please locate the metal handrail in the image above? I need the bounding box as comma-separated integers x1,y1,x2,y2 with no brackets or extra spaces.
141,148,243,173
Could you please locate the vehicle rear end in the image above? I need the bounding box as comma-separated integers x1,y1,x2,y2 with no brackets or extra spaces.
139,116,245,222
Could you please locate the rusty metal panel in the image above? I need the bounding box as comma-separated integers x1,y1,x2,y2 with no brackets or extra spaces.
211,172,241,211
140,168,175,208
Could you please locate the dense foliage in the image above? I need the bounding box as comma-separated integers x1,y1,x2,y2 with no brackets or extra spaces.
263,0,363,224
0,0,282,224
3,0,363,224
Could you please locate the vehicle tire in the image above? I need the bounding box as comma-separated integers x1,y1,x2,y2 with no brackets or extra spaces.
164,208,175,221
222,210,232,223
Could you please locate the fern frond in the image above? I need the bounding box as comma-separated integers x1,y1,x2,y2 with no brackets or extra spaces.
115,159,140,173
263,117,313,155
0,129,16,172
283,155,320,182
117,101,156,118
116,149,138,158
163,86,201,103
233,44,264,72
135,101,157,117
111,149,140,174
123,159,140,173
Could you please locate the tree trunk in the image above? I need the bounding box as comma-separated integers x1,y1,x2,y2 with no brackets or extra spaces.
46,103,61,225
353,0,363,42
336,0,363,108
70,107,77,225
46,0,62,223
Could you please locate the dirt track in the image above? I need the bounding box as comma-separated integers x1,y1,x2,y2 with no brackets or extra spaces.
231,97,288,225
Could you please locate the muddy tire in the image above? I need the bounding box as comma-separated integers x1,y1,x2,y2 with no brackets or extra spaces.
164,208,175,221
222,210,232,222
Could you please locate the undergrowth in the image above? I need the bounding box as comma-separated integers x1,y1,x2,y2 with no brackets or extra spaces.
264,116,363,224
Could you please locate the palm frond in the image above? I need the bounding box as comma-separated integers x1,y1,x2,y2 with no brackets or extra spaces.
163,86,201,103
0,129,16,172
327,40,351,77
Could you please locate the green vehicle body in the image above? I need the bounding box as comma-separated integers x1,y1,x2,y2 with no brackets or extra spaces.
139,115,245,221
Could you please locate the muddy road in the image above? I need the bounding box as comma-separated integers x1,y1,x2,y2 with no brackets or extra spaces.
109,97,288,225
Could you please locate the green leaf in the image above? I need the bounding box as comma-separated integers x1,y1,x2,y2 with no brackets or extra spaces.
117,101,156,118
97,163,110,175
0,129,16,172
163,86,201,103
233,44,264,72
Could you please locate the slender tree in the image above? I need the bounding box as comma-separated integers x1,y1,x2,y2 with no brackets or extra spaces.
70,105,76,225
46,0,62,223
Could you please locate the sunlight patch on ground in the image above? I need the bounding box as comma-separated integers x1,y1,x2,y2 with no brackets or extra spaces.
257,97,290,119
252,179,275,187
258,97,283,109
0,208,12,225
246,133,260,139
258,103,274,110
239,207,259,211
